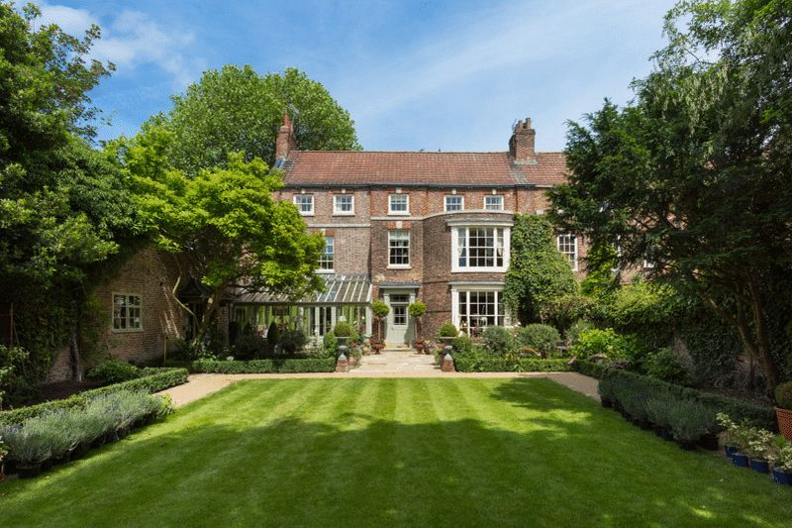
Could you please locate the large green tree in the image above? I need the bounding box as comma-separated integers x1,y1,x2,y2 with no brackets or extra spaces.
155,65,360,174
549,0,792,395
110,127,324,345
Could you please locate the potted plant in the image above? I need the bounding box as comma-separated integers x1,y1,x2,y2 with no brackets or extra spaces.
409,302,427,352
668,400,715,451
745,428,775,474
768,439,792,485
775,381,792,441
597,379,614,408
717,413,739,457
371,301,389,354
647,398,673,440
438,322,458,354
332,321,354,360
1,422,51,479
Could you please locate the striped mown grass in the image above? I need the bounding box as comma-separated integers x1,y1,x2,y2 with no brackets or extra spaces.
0,378,789,527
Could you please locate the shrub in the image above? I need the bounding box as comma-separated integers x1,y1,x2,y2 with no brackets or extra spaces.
567,319,595,344
546,295,596,334
480,326,514,355
87,359,140,385
408,302,426,318
516,324,560,358
0,368,188,427
452,335,474,355
666,400,716,442
571,328,626,360
646,398,674,428
775,381,792,409
332,322,353,338
438,322,458,338
643,348,691,385
266,322,280,347
323,333,338,356
371,301,389,318
191,358,336,374
280,329,307,354
233,333,268,360
453,352,571,373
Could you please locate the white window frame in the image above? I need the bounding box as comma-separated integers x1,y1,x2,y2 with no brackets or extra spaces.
451,226,510,272
484,195,504,211
112,292,143,332
388,194,410,215
319,236,334,272
293,194,314,216
557,234,579,272
643,259,656,269
444,195,464,212
388,230,410,268
451,286,509,334
333,194,355,216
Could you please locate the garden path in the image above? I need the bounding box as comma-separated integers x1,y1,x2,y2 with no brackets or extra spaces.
157,352,599,408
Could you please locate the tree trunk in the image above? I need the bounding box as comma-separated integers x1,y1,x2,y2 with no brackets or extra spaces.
747,276,779,397
69,329,82,382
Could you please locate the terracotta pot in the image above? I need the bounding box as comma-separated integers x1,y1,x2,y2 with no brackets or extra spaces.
776,407,792,441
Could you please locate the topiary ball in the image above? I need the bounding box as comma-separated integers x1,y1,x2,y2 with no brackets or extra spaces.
776,381,792,409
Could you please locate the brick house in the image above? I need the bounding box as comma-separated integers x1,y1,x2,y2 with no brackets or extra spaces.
234,115,584,347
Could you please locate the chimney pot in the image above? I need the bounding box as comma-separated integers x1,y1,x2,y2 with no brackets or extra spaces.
509,116,536,162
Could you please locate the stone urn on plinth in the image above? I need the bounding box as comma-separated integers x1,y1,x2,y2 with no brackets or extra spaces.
439,336,455,372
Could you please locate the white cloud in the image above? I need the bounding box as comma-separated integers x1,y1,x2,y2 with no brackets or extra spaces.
35,2,204,88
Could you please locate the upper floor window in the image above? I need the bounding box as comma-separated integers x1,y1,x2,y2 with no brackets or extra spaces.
388,194,409,215
484,195,504,211
113,293,142,331
333,195,354,215
388,230,410,267
557,234,578,271
453,227,509,272
445,195,464,212
319,236,334,271
293,194,314,215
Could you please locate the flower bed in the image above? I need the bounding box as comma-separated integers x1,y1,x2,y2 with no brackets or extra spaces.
1,389,173,479
0,368,188,427
578,361,776,430
453,354,571,373
190,358,336,374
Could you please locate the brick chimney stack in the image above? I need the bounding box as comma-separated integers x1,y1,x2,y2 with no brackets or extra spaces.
275,112,297,159
509,117,536,163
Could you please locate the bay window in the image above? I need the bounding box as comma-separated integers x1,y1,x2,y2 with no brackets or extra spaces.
452,226,509,272
453,289,506,334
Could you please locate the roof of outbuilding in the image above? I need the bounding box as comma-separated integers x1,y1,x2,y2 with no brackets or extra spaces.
281,150,567,188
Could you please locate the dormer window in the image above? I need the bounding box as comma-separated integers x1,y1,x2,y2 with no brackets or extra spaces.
389,194,409,215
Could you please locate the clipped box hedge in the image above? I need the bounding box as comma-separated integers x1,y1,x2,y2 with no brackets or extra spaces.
0,368,188,427
453,355,571,373
191,358,336,374
574,360,776,430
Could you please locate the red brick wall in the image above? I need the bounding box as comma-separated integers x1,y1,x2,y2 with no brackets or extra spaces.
47,248,186,382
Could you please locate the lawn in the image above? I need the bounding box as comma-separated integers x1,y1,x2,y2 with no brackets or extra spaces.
0,378,789,527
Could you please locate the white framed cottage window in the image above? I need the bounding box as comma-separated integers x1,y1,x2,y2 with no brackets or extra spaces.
451,288,507,334
556,234,578,271
452,226,510,272
319,236,334,271
293,194,314,215
112,293,142,332
444,195,464,212
388,230,410,268
333,195,354,215
484,195,504,211
388,194,409,215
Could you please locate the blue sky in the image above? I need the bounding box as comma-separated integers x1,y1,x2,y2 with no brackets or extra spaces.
37,0,677,152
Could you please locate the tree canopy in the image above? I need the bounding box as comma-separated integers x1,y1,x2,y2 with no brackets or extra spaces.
110,127,325,344
154,65,360,174
549,0,792,394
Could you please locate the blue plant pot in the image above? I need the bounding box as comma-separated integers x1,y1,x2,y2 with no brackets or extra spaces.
724,444,738,457
731,453,749,468
749,459,770,474
771,468,792,485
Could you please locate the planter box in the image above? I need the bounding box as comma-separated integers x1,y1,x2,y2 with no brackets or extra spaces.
749,459,770,474
771,468,792,485
731,453,749,468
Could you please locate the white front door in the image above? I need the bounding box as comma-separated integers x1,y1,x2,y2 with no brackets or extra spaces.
385,292,413,347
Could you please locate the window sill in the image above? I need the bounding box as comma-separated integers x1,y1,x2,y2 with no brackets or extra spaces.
387,265,412,270
387,212,410,216
317,269,335,274
332,212,355,217
451,268,507,273
112,328,144,334
299,212,315,217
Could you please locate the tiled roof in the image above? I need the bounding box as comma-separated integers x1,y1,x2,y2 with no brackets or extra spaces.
235,274,371,305
282,151,567,187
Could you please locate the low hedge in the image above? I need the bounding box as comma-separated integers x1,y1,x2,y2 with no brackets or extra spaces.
191,358,336,374
575,361,776,430
0,368,188,427
454,355,571,373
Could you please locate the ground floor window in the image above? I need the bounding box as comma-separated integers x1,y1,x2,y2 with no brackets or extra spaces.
258,304,371,338
113,293,142,331
454,289,506,335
